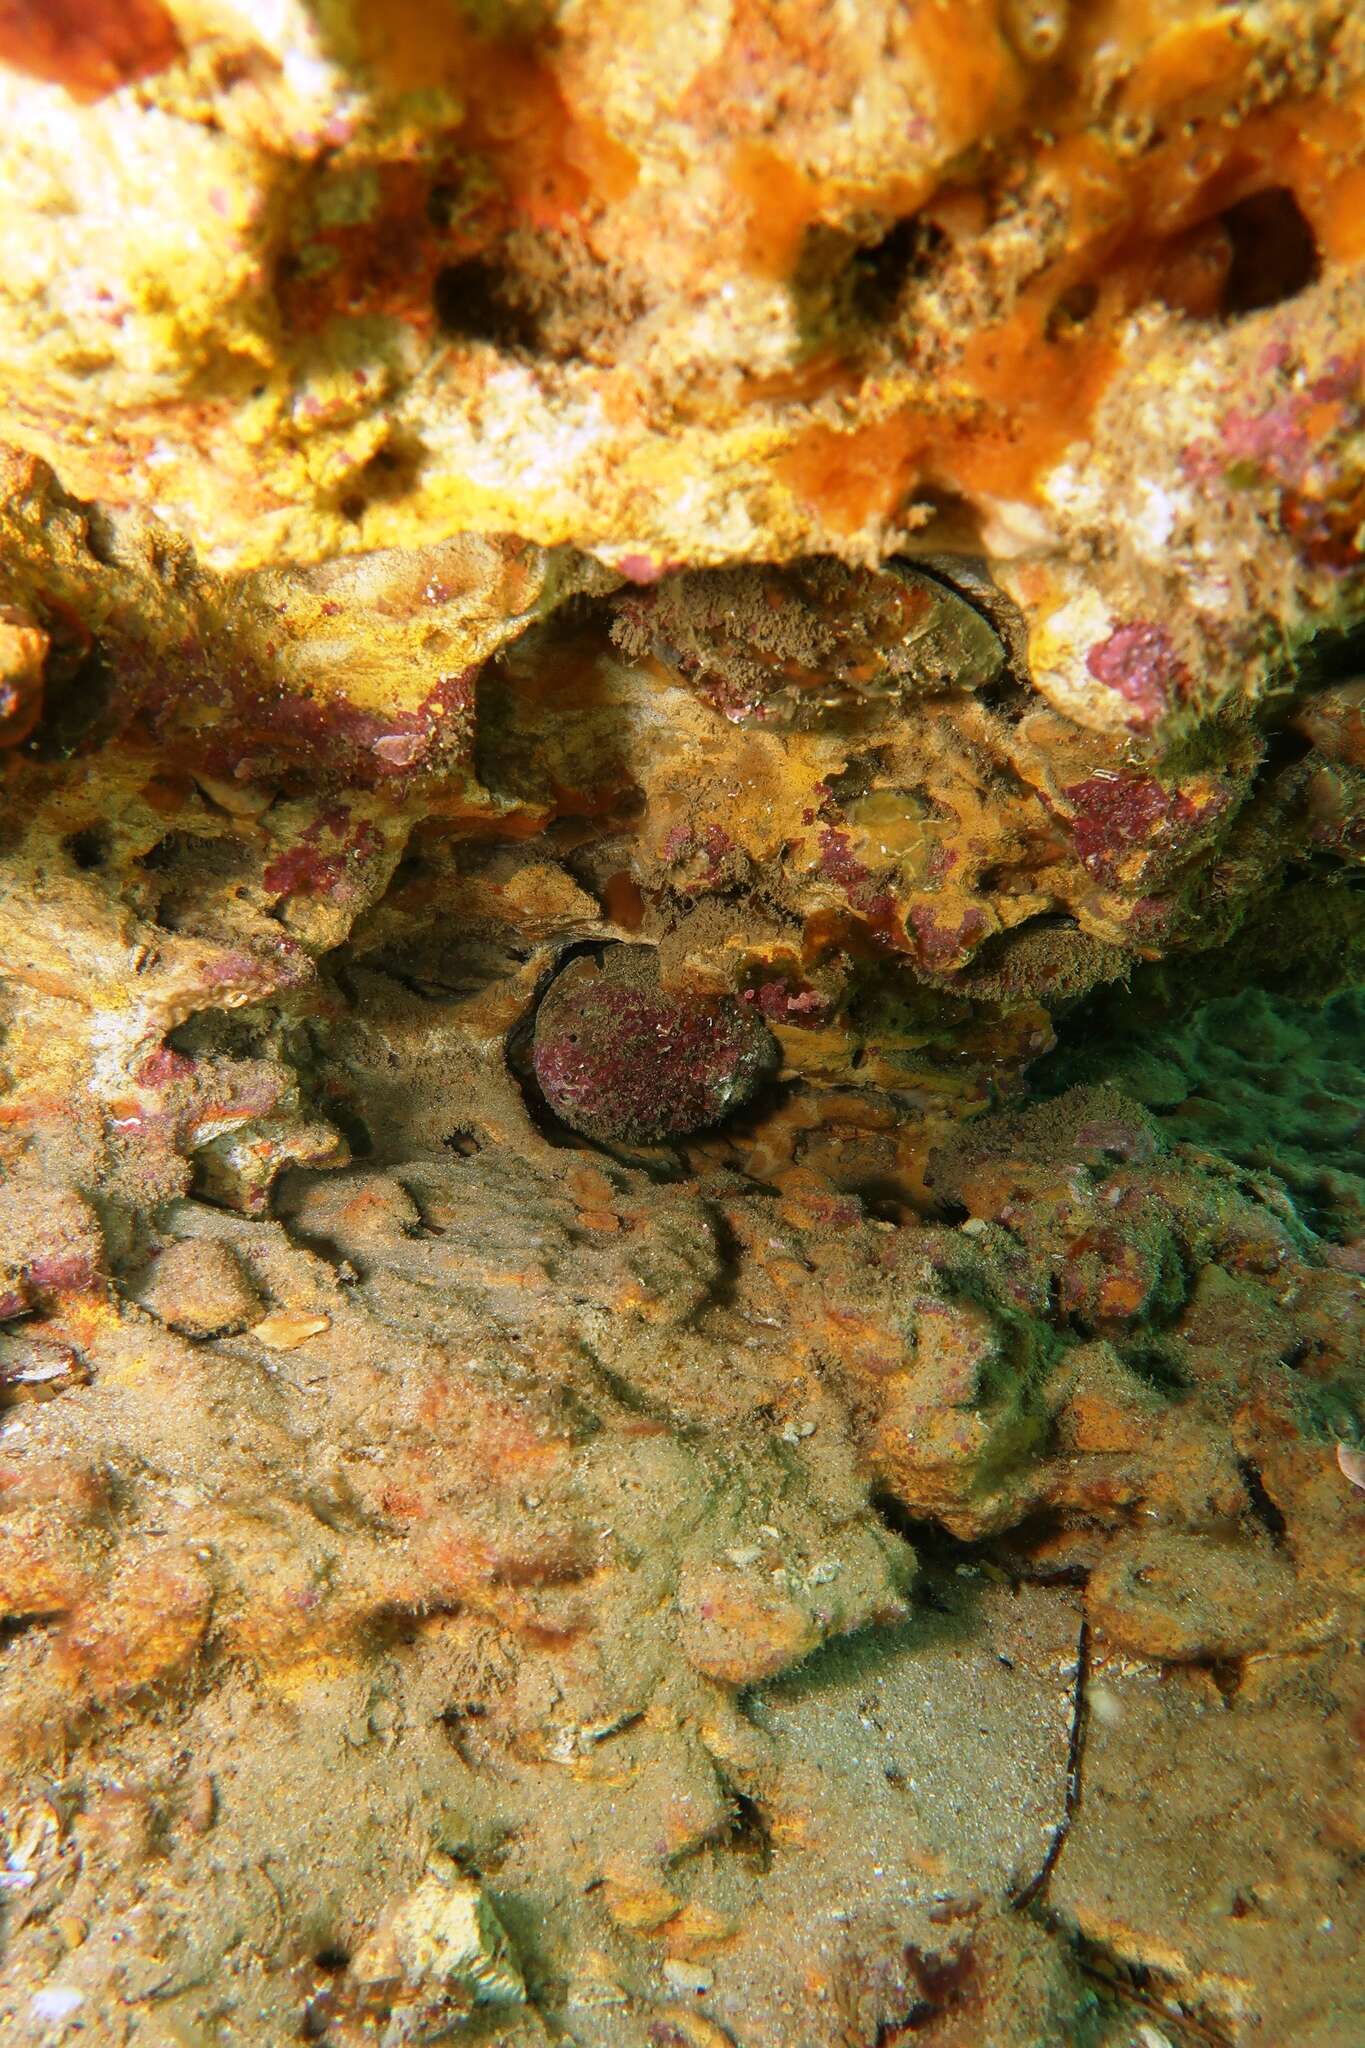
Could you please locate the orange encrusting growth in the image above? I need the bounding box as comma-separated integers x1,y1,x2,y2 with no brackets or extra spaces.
0,0,181,101
353,0,638,222
909,0,1030,154
279,5,638,333
776,89,1365,531
731,0,1027,277
733,143,832,282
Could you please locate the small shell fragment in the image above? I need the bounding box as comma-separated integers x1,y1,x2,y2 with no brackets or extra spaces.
1337,1442,1365,1491
351,1853,525,2005
251,1311,330,1350
662,1958,715,1996
0,1333,89,1405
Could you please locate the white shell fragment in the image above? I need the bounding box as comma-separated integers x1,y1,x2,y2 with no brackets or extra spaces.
351,1853,526,2006
251,1310,330,1350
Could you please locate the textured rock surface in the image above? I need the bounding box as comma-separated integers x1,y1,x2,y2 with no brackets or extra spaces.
531,947,780,1141
0,5,1362,2046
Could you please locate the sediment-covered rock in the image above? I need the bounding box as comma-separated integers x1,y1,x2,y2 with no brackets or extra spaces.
0,6,1361,2045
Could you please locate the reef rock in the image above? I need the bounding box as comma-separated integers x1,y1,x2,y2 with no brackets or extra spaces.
0,6,1362,2047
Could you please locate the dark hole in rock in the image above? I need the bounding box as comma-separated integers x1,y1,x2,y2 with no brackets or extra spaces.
1237,1455,1289,1547
29,637,115,761
1255,722,1314,778
1219,187,1319,315
337,436,424,522
425,179,461,229
903,487,988,555
65,825,109,870
849,215,949,326
1121,1341,1190,1396
1282,612,1365,693
327,1102,374,1160
725,1788,773,1873
432,258,541,351
1045,278,1099,340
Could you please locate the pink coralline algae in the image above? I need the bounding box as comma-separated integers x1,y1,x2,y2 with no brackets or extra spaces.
817,828,870,892
664,823,738,885
1062,775,1187,877
1085,622,1190,729
907,902,990,970
742,981,828,1025
262,809,383,899
1181,353,1364,567
1061,772,1235,882
815,829,900,932
531,947,779,1143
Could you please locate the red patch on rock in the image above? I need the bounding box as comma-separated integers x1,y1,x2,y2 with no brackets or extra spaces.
263,812,384,900
1181,351,1364,569
531,949,778,1142
701,824,735,879
1086,622,1189,729
817,828,869,891
134,1048,195,1088
0,0,181,100
743,980,828,1026
908,903,989,969
1061,775,1177,877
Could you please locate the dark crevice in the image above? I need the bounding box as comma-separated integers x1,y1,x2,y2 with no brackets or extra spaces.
1218,187,1319,316
1236,1456,1289,1547
1120,1338,1191,1397
870,1494,1093,1590
690,1204,746,1317
848,216,948,327
335,435,425,523
723,1786,773,1874
326,1101,374,1160
433,257,542,351
1207,1658,1244,1707
872,2006,935,2044
1255,723,1314,777
28,634,116,761
1045,279,1099,341
65,825,110,870
0,1610,61,1649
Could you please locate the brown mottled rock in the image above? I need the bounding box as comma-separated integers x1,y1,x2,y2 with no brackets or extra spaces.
56,1547,213,1702
0,7,1360,2044
0,1181,104,1304
140,1238,261,1338
1086,1530,1308,1662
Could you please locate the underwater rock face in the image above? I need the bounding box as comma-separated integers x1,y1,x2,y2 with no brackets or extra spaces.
531,947,779,1141
610,558,1008,726
0,0,1361,620
0,7,1362,2048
